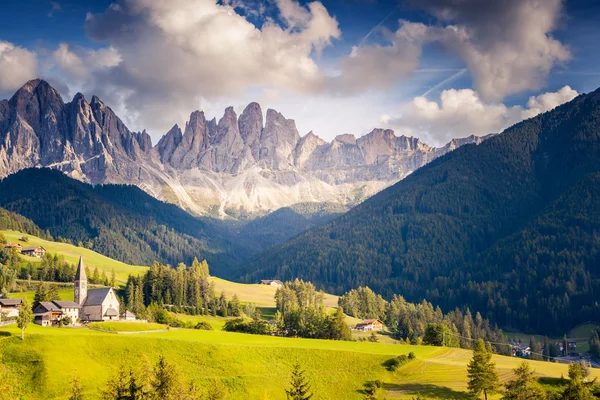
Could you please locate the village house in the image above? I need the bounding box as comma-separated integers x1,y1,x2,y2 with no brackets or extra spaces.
75,256,120,321
0,298,22,318
2,243,22,252
33,300,80,326
257,280,284,287
20,246,47,258
355,319,384,332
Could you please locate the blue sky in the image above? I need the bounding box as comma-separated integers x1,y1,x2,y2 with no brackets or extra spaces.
0,0,599,146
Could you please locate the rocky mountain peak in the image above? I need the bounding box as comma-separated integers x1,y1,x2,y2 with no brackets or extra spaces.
0,79,491,219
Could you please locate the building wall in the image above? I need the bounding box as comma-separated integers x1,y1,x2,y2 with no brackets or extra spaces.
101,289,119,321
80,305,103,321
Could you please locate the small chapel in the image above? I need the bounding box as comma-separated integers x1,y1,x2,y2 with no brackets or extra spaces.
74,256,120,321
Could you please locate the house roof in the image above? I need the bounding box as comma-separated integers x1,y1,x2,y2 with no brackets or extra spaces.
21,246,45,252
53,300,81,309
35,302,60,313
258,280,283,285
104,308,119,317
75,256,86,280
0,298,22,306
121,310,135,318
357,319,383,325
84,288,112,306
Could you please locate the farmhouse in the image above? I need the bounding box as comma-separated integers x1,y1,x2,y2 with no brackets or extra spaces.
74,256,120,321
20,246,47,258
33,301,80,326
2,243,22,251
0,298,22,318
355,319,384,332
257,280,284,287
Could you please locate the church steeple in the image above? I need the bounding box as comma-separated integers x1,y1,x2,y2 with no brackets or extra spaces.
74,256,87,306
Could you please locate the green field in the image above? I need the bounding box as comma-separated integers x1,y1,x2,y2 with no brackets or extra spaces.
1,324,595,400
1,230,148,283
87,321,168,332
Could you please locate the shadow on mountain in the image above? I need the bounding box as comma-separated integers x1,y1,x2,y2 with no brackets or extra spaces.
383,383,474,399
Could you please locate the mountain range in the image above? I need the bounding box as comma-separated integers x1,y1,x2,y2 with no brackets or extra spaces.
243,87,600,335
0,79,487,218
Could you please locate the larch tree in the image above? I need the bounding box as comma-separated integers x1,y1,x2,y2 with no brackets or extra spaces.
467,338,499,400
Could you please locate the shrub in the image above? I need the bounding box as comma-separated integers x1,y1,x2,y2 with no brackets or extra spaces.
194,321,213,330
387,353,416,371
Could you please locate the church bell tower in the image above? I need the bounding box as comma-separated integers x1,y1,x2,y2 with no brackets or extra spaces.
74,256,87,306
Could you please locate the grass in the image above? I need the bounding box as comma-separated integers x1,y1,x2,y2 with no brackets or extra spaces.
169,312,228,330
209,276,339,308
1,230,148,284
87,321,167,332
1,324,596,400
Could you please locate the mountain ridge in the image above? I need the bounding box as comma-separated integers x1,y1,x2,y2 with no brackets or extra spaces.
0,79,489,219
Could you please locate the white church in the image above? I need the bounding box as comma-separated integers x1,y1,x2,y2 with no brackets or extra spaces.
74,256,120,321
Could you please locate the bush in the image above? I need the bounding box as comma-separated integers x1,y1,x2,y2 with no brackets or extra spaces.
223,318,273,335
387,353,416,371
194,321,213,330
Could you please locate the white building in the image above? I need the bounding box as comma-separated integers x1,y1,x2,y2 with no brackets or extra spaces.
74,257,120,321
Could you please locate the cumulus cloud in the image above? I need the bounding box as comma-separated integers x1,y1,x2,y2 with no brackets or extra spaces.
385,85,578,146
52,43,121,79
74,0,339,135
334,0,570,99
0,41,38,93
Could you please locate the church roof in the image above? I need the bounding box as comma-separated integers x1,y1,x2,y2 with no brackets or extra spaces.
75,256,86,280
84,288,112,306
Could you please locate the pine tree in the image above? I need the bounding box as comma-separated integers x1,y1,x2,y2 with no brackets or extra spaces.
285,363,313,400
48,284,61,301
467,339,499,400
128,368,142,400
69,373,84,400
16,299,33,341
502,362,546,400
102,365,129,400
562,363,595,400
152,356,179,399
205,378,227,400
543,336,550,361
32,283,49,308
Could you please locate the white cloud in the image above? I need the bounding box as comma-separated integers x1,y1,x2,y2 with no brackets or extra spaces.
52,43,122,80
333,0,570,100
384,85,578,146
0,41,38,93
76,0,340,135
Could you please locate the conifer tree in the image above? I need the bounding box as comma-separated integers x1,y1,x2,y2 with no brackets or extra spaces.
102,365,129,400
502,362,546,400
562,363,595,400
69,373,84,400
285,363,313,400
152,356,179,399
467,339,499,400
205,378,227,400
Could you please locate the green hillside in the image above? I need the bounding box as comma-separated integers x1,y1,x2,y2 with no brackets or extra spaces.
244,88,600,336
1,229,147,283
1,324,592,400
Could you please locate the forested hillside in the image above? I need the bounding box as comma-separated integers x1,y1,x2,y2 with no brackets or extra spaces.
0,168,231,271
0,169,343,274
243,88,600,335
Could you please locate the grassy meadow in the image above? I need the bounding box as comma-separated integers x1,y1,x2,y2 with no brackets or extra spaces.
2,324,594,400
1,230,148,283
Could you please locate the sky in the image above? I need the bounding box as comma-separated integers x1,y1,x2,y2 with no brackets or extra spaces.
1,0,600,146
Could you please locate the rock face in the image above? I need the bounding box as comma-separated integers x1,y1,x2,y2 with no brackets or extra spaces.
0,80,490,218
